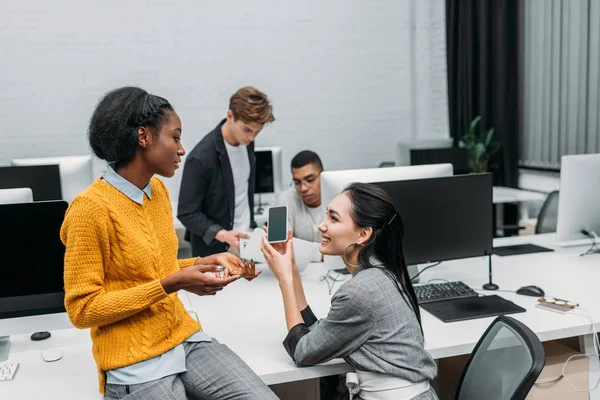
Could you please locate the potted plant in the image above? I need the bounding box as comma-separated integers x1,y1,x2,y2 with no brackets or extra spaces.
458,116,501,173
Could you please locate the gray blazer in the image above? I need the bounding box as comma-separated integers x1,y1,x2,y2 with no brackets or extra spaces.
283,266,437,386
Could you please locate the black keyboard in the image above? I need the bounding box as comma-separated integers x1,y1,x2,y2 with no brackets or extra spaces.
414,281,479,304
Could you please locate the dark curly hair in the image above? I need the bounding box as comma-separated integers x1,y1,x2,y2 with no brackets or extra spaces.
88,87,174,168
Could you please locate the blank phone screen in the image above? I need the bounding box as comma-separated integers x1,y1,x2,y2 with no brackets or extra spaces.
268,206,287,242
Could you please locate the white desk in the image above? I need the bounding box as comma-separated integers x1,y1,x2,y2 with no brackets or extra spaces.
492,186,546,231
493,186,546,204
2,233,600,399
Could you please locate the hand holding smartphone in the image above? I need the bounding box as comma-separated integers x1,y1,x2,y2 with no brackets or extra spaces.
268,205,288,243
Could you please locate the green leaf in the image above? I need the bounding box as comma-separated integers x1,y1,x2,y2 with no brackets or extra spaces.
458,140,465,148
468,147,477,160
469,116,481,137
484,128,495,148
475,143,486,160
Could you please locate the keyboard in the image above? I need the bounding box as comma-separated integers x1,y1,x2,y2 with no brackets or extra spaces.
414,281,479,304
0,361,18,381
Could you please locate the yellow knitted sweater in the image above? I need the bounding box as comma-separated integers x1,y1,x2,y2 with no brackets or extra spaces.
60,177,200,394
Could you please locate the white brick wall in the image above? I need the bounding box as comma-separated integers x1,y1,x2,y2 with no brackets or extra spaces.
0,0,448,200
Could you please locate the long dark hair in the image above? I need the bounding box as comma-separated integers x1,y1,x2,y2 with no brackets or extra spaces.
88,86,174,168
344,182,422,328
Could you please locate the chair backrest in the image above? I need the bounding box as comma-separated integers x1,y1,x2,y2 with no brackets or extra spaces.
456,316,545,400
535,191,559,234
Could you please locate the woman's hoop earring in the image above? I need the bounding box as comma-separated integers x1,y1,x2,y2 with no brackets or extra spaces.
343,242,365,268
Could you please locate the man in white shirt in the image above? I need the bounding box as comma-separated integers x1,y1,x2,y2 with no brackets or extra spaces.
276,150,324,243
178,87,275,256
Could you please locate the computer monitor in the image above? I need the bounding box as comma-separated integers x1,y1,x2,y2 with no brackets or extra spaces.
410,148,470,175
0,165,62,201
0,201,71,360
397,137,453,166
320,164,454,272
374,174,493,265
555,153,600,246
12,155,93,203
254,147,283,194
0,188,33,205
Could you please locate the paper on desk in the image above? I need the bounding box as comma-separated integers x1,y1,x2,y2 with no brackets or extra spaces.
239,229,320,272
239,229,265,261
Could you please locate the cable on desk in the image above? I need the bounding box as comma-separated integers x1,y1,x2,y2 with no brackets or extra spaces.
533,307,600,392
477,289,516,294
426,278,450,284
320,269,347,295
183,291,199,322
410,262,442,282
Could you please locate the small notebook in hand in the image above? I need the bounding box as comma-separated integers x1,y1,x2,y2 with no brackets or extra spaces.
420,295,526,323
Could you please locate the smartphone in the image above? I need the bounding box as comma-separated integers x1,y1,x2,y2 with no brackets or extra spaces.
268,205,288,243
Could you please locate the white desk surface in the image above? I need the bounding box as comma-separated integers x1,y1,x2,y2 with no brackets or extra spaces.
493,186,546,204
3,233,600,399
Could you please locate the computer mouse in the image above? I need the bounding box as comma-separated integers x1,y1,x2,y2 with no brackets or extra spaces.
30,331,51,341
516,285,545,297
41,349,63,362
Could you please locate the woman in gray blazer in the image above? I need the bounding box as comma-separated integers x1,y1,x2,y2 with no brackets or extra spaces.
261,182,438,400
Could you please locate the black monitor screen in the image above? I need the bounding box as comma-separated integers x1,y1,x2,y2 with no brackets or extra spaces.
374,174,493,265
0,201,67,318
410,148,469,175
0,165,62,201
255,150,274,194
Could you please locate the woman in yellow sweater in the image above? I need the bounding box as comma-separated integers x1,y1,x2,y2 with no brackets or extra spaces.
60,87,277,399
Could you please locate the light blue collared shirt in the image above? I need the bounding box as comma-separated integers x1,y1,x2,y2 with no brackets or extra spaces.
102,164,153,205
102,166,211,385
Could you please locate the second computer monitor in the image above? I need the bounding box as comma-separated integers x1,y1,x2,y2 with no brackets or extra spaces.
0,165,62,201
320,164,454,270
374,173,493,265
410,147,469,175
0,200,70,336
254,147,283,194
555,153,600,246
320,164,454,215
11,155,93,204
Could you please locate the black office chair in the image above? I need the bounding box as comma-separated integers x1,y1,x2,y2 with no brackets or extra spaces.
535,190,559,234
455,316,545,400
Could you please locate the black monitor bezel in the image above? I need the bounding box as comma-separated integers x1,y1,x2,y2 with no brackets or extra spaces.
0,200,67,320
373,173,493,265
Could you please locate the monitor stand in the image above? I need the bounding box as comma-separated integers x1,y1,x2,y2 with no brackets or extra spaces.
408,265,420,283
0,336,10,362
553,234,598,248
482,254,499,290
